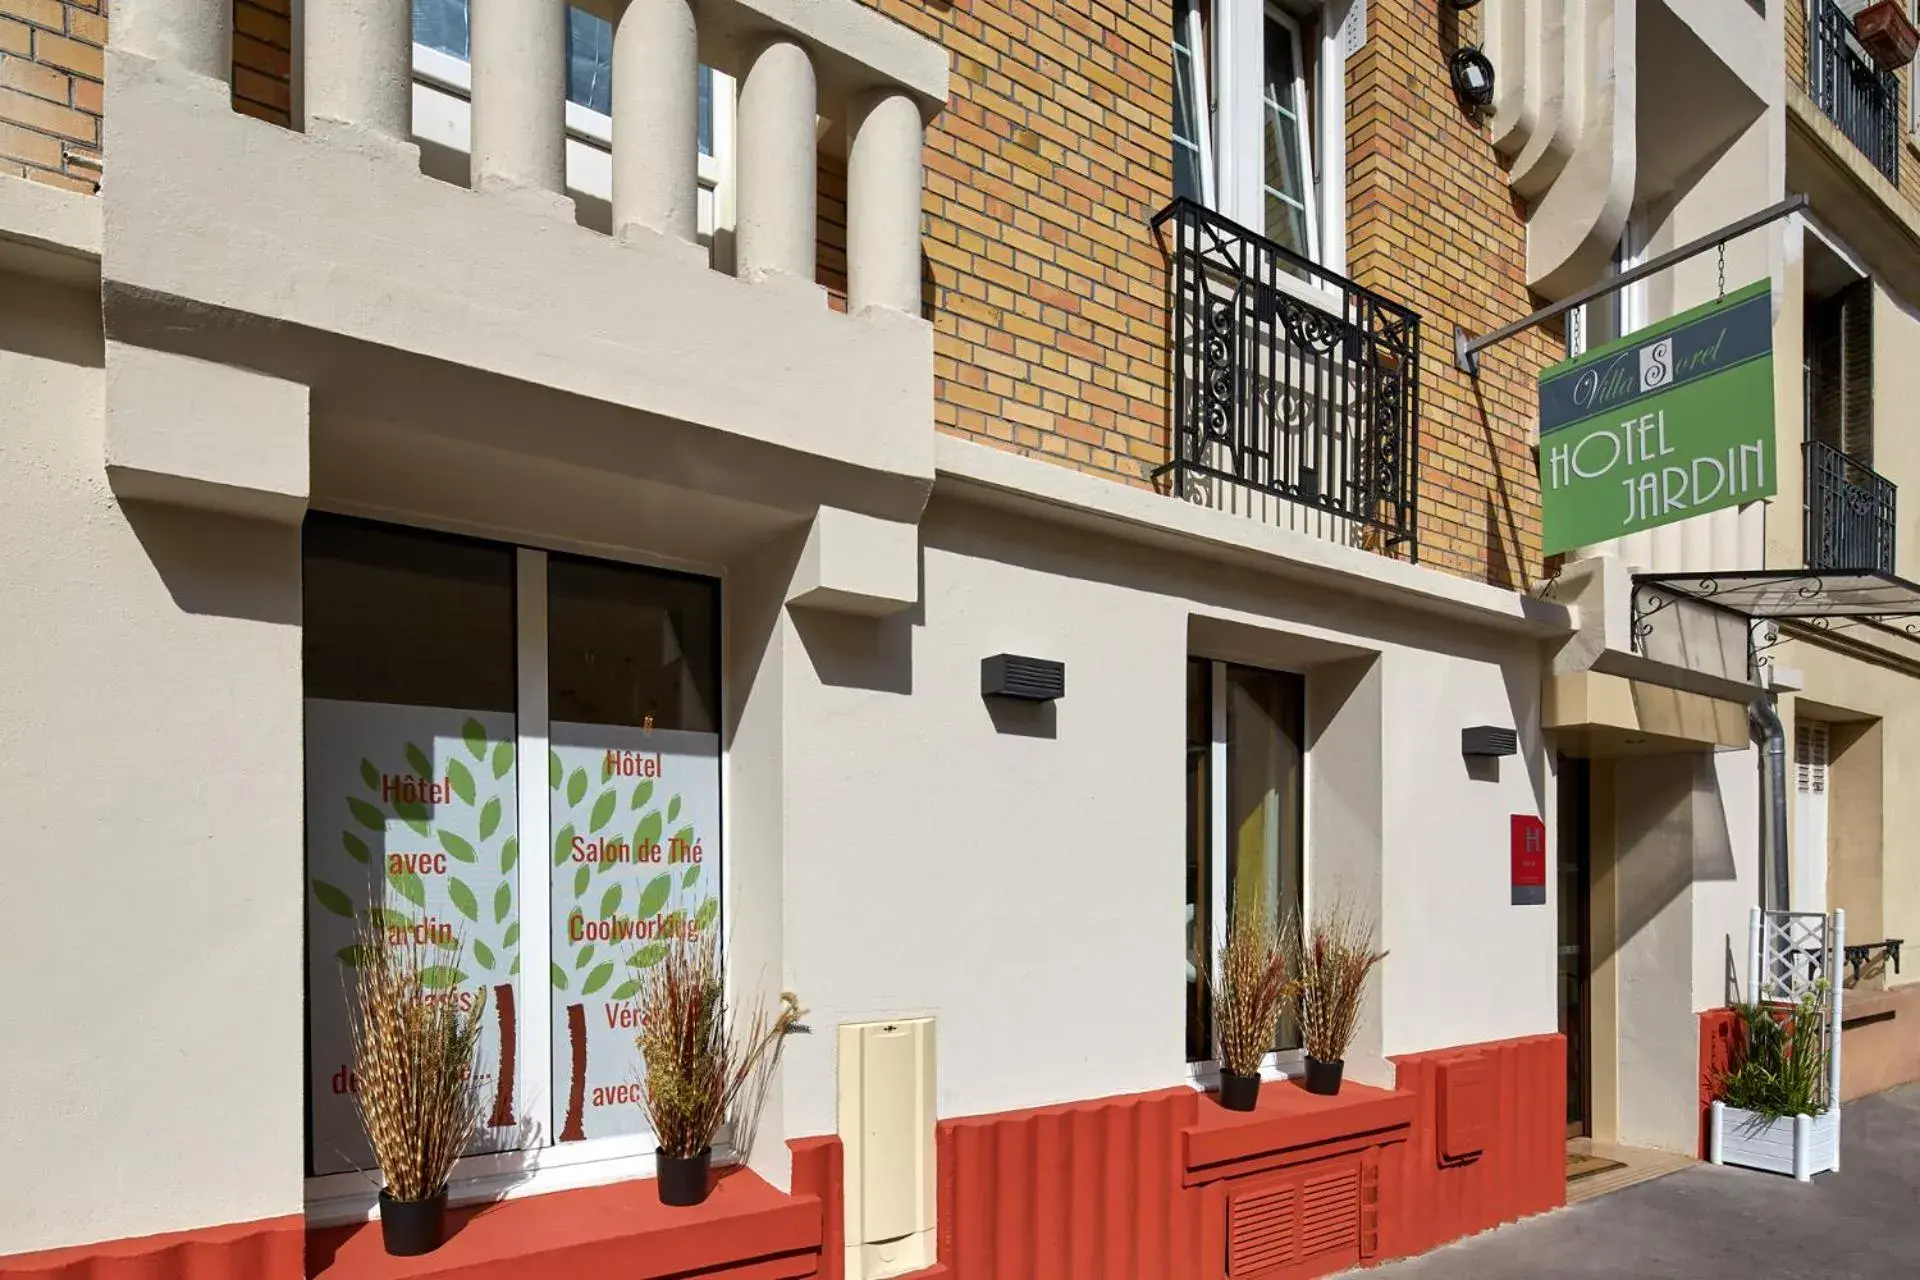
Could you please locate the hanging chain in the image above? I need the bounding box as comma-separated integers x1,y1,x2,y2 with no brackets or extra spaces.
1717,242,1726,301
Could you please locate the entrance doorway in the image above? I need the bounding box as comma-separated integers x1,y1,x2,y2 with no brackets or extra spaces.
1558,756,1592,1138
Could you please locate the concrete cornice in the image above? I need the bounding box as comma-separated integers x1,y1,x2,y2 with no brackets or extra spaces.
931,436,1578,640
0,172,101,285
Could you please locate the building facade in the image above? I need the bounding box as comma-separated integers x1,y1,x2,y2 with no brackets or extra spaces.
0,1,1894,1278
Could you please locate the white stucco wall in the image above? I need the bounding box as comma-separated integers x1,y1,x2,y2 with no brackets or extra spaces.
764,491,1560,1139
0,274,306,1254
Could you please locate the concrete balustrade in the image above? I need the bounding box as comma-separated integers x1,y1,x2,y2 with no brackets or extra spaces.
612,0,702,248
847,90,925,317
471,0,569,200
306,0,415,147
735,36,819,285
114,0,231,82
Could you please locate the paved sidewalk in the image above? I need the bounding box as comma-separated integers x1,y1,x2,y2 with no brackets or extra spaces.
1361,1083,1920,1279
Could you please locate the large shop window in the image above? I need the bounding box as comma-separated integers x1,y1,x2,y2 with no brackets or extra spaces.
302,517,722,1202
1186,659,1306,1067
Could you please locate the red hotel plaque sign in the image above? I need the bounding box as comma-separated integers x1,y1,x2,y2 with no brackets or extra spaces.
1511,815,1546,906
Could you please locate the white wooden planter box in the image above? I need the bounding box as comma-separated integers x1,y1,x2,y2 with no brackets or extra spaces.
1707,1101,1839,1181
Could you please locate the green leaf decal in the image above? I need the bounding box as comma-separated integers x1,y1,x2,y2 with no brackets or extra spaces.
551,962,569,991
369,906,411,931
501,837,519,873
670,826,695,856
359,759,380,790
599,885,623,920
629,941,669,969
610,977,643,1001
405,742,432,779
636,873,671,921
682,865,701,890
553,823,576,867
347,797,386,832
440,830,476,864
589,789,617,834
493,881,512,924
582,963,614,996
503,921,520,949
463,718,487,760
492,741,515,780
478,797,502,841
601,754,615,782
549,750,563,790
668,795,682,823
694,897,719,933
312,879,354,917
630,780,654,811
338,945,372,968
394,799,431,838
447,759,476,806
419,965,466,991
634,810,663,851
511,955,521,975
573,863,590,898
342,832,371,865
567,768,588,808
577,943,597,971
448,877,478,921
388,869,426,909
474,940,496,970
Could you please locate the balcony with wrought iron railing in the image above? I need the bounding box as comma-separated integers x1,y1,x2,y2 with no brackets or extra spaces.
1805,438,1897,573
1152,198,1422,562
1807,0,1902,184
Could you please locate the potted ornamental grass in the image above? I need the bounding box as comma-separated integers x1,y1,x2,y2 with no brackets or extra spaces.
1209,894,1292,1112
1708,983,1839,1181
347,915,486,1256
1286,902,1386,1096
636,925,802,1206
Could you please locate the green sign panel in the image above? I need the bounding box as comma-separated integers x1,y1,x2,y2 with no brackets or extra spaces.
1539,278,1775,555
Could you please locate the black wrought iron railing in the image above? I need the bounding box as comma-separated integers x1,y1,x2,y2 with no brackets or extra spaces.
1808,0,1901,183
1805,439,1896,573
1152,198,1421,559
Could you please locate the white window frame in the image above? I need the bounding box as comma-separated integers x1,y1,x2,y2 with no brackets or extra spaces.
407,42,736,243
1570,214,1646,357
1260,4,1321,267
302,533,736,1227
1173,0,1217,206
1186,658,1310,1088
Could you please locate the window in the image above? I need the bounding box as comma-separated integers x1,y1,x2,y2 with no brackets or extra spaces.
1186,659,1306,1066
1807,278,1875,466
1262,10,1316,260
303,517,723,1208
1173,0,1214,205
413,0,714,154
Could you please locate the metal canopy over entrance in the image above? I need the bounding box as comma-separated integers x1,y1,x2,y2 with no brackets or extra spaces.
1634,569,1920,620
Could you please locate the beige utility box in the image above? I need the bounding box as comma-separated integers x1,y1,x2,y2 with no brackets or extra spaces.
837,1017,937,1279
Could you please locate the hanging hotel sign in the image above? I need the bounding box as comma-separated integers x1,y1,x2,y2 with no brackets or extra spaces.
1538,278,1775,555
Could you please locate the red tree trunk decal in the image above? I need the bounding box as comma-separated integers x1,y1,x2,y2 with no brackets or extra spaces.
489,984,517,1128
561,1003,588,1141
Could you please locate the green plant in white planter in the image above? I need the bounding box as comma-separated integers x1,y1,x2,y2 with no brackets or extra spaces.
1709,982,1839,1181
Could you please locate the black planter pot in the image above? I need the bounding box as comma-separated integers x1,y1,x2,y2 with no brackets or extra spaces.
1218,1070,1262,1112
1303,1056,1344,1096
657,1146,714,1206
378,1188,448,1257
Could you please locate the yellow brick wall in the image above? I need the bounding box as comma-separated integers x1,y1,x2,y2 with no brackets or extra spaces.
0,0,102,193
858,0,1174,482
859,0,1555,586
1345,1,1558,584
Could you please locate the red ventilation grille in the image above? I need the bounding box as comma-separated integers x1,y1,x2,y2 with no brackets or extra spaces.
1224,1157,1363,1278
1227,1184,1298,1275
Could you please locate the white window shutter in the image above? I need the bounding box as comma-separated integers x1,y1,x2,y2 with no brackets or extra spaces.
1795,721,1829,795
1339,0,1367,57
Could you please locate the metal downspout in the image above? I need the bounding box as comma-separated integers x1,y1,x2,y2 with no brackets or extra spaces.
1751,695,1790,911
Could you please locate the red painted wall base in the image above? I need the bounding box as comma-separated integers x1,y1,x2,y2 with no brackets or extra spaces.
1,1035,1564,1280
